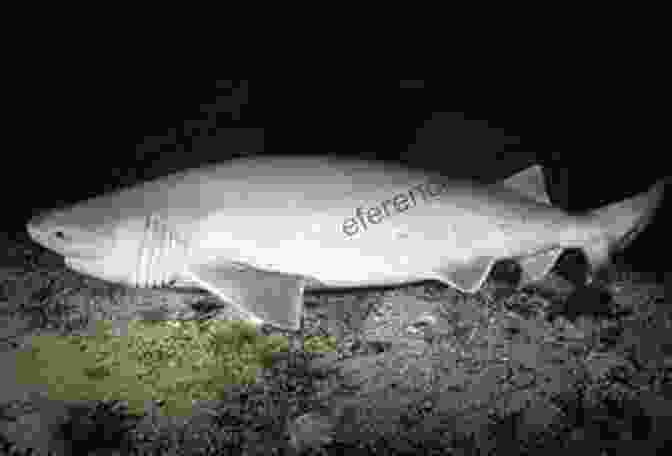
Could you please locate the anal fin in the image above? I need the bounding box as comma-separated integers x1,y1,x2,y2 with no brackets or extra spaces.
581,238,612,285
432,256,497,293
184,263,306,331
518,248,564,287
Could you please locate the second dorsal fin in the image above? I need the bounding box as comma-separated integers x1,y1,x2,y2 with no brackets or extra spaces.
499,165,551,204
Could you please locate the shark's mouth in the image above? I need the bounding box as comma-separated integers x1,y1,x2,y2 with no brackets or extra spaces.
133,214,190,288
65,257,90,274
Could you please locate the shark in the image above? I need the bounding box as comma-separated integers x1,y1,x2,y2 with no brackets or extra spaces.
26,155,666,331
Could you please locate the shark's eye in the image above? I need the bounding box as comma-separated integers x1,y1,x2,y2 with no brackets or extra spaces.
54,231,67,240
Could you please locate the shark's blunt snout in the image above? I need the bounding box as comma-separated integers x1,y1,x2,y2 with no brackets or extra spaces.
26,214,60,243
25,210,102,261
26,216,46,242
26,208,58,234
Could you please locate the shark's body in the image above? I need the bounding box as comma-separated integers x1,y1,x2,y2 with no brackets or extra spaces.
27,155,666,330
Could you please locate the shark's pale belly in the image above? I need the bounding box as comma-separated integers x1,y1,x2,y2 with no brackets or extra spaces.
207,247,431,289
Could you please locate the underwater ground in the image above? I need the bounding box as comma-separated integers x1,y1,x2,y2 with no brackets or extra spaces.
1,230,671,455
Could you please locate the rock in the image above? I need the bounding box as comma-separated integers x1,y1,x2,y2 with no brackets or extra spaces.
287,411,337,451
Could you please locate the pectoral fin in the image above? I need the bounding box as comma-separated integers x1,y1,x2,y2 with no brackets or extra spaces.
432,256,497,293
184,263,306,331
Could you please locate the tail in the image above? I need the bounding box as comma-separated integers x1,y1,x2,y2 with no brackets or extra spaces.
583,177,667,270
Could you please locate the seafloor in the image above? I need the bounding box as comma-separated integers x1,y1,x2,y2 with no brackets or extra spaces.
1,231,670,455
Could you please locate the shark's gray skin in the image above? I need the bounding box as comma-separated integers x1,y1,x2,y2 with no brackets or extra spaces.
26,155,666,331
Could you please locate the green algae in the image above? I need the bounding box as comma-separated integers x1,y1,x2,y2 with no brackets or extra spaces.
12,318,295,418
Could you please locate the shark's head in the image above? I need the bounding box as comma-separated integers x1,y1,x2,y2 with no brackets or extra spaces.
27,206,117,260
26,200,151,285
27,190,190,289
26,200,122,260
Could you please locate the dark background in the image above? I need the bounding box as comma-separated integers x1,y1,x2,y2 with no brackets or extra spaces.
5,77,667,275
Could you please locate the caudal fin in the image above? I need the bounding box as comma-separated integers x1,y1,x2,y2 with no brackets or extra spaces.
586,178,667,267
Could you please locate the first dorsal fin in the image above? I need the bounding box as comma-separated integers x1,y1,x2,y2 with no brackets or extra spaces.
499,165,551,204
